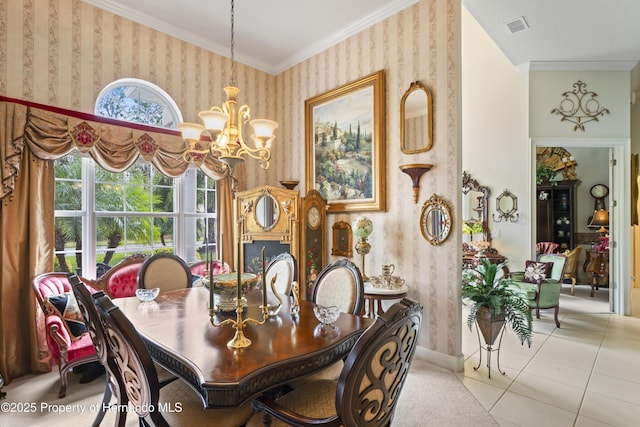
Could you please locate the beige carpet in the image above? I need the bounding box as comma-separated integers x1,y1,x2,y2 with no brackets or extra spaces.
2,357,496,426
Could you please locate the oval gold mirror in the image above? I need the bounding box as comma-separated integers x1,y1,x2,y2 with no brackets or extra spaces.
255,194,279,231
400,81,433,154
420,194,451,245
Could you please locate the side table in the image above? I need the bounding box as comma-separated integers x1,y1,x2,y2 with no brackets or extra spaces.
363,282,408,318
585,250,609,297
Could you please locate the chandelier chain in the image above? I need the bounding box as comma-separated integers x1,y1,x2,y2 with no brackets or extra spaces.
230,0,236,86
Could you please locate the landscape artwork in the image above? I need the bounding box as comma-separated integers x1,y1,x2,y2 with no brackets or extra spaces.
305,71,385,212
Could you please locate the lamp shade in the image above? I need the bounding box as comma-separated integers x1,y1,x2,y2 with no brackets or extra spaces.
591,209,609,227
352,216,373,239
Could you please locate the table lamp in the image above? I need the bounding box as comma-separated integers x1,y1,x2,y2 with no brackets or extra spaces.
590,208,609,234
352,216,373,281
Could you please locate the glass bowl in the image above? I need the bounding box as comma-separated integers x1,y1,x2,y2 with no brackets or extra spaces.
136,288,160,303
313,305,340,325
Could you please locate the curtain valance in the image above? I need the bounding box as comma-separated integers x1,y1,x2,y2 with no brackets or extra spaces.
1,96,229,202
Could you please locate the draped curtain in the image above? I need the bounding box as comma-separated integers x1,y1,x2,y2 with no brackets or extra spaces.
0,97,234,382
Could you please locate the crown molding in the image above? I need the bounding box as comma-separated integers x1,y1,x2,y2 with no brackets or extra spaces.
524,60,639,72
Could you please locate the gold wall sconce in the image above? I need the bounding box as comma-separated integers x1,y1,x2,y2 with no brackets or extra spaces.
492,189,519,223
400,164,433,203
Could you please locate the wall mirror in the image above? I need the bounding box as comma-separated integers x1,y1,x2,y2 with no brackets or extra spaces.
493,189,519,223
400,81,433,154
420,194,451,245
462,171,491,242
255,194,280,231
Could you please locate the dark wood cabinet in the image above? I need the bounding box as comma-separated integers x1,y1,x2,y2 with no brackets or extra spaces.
536,180,580,251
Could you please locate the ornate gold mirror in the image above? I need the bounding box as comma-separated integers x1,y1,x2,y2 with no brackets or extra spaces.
400,81,433,154
255,194,279,231
462,171,491,242
420,194,451,245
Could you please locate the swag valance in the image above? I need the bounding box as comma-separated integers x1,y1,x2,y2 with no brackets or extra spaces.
1,96,229,202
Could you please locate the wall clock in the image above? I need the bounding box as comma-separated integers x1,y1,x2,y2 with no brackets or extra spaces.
590,183,608,211
300,190,327,300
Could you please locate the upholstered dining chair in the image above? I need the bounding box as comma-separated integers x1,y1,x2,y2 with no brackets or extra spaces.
312,258,364,316
138,252,192,293
32,272,100,397
536,241,559,258
189,260,230,285
563,246,583,295
250,298,423,427
264,252,297,307
68,274,124,427
82,253,148,299
92,292,253,426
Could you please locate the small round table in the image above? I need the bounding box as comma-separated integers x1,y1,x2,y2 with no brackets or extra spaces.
363,282,408,318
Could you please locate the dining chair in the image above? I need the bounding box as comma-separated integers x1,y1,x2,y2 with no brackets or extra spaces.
138,252,193,293
31,272,100,398
562,246,583,295
536,241,559,257
81,253,149,299
250,298,423,427
93,292,253,426
189,260,230,284
264,252,297,306
312,258,364,316
68,274,124,427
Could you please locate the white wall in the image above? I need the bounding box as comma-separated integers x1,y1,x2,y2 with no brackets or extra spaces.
461,7,530,270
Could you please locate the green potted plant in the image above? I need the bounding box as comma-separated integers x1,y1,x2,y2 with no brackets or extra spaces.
461,258,533,347
536,165,557,185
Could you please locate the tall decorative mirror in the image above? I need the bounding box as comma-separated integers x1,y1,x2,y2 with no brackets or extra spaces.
462,171,491,243
400,81,433,154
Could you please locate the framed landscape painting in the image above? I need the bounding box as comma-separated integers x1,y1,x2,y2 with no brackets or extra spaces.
305,70,386,212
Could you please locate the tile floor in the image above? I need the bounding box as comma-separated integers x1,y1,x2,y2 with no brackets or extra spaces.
459,285,640,427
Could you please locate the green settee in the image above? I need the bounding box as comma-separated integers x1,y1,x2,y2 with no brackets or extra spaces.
509,254,567,328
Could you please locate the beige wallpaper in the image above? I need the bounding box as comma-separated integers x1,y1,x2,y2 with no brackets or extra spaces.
2,0,463,369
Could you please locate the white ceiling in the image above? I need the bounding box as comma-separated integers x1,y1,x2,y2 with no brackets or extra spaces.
84,0,640,79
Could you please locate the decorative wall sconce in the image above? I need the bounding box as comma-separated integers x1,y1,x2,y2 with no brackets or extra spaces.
493,190,519,223
550,80,610,131
399,163,433,203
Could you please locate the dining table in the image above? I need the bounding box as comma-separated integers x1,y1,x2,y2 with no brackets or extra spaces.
115,286,372,408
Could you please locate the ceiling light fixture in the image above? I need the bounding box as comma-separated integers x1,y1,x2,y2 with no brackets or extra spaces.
178,0,278,170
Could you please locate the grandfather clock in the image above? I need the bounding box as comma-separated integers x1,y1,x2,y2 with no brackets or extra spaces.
300,190,327,300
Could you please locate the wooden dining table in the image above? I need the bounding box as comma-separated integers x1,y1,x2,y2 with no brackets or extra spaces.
115,286,372,408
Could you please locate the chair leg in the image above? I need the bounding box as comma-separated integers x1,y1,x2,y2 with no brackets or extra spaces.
92,381,112,427
536,308,541,319
570,278,576,296
554,306,560,328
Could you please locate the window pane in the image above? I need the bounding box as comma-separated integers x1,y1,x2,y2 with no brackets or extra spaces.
54,216,82,274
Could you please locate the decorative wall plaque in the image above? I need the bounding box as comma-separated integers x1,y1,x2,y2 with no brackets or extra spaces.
550,80,609,131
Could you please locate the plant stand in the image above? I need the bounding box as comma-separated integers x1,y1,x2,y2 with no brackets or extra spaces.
473,320,506,379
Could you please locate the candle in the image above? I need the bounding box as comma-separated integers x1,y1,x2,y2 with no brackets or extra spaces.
262,246,267,308
237,238,242,301
219,229,224,267
209,241,214,310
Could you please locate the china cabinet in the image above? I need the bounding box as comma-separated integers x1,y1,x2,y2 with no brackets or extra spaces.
536,180,580,251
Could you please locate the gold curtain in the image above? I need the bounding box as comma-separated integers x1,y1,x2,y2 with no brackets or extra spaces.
0,98,233,382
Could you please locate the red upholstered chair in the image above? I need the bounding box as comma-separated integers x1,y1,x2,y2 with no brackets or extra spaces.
84,253,148,299
536,241,559,256
32,273,100,397
189,259,230,278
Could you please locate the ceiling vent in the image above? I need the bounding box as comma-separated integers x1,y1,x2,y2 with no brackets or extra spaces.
504,16,529,34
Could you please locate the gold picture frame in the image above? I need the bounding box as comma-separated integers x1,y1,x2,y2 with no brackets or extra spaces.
331,221,353,257
305,70,386,213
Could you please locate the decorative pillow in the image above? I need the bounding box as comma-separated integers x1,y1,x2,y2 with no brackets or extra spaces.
44,292,87,340
523,260,553,284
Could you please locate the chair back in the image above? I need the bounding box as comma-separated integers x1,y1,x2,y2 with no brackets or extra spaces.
538,254,567,281
265,253,297,304
90,253,148,298
312,259,364,315
93,293,169,427
189,260,229,277
32,273,72,312
138,253,192,293
563,246,582,278
336,298,423,426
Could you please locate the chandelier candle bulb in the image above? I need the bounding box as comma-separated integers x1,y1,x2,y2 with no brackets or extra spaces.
237,239,242,301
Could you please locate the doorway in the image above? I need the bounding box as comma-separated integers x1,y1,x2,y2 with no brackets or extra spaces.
531,138,632,316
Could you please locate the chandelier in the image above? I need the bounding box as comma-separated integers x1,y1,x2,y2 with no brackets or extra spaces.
178,0,278,170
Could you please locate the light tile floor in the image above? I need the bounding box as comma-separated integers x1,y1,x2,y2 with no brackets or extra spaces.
460,285,640,427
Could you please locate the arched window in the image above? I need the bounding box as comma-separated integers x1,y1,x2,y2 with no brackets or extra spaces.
95,78,183,128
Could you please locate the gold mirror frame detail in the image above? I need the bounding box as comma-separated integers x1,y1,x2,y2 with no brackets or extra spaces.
493,189,519,223
400,81,433,154
462,171,491,243
331,221,353,257
420,194,452,246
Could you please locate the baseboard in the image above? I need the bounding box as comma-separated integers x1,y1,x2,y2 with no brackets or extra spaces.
413,346,465,373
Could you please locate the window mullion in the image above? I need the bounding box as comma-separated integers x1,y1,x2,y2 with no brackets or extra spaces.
83,157,97,279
